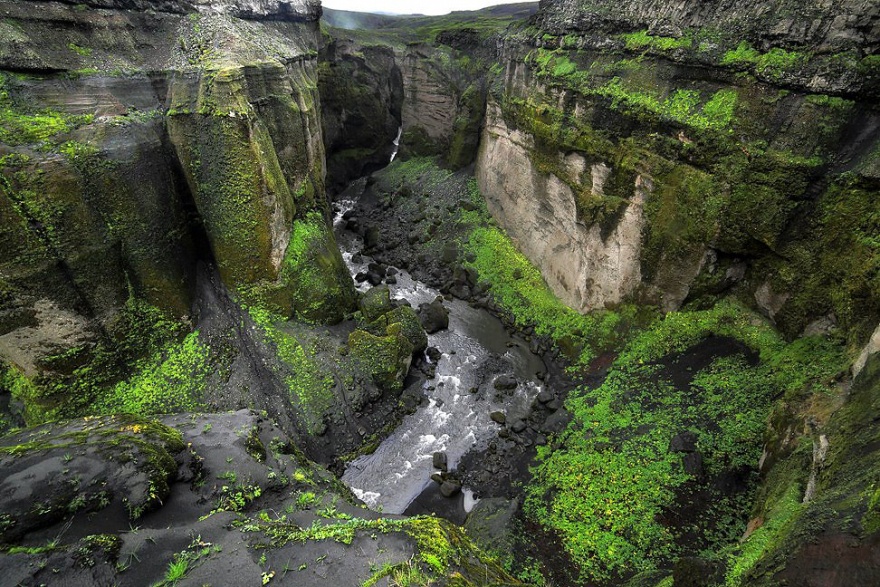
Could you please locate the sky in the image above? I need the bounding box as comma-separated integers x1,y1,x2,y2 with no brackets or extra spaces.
321,1,520,16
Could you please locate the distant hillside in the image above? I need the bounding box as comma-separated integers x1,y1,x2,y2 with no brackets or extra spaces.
322,3,539,31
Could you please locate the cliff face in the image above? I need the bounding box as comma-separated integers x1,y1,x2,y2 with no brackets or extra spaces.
535,0,880,54
476,0,880,346
0,0,355,423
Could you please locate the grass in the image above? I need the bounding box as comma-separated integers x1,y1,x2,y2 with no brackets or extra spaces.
524,300,846,583
529,49,739,133
0,73,93,146
92,332,211,416
463,223,637,366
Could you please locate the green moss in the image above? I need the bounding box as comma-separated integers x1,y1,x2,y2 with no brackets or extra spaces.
721,41,762,68
620,30,692,52
348,327,414,392
525,300,846,583
464,218,639,367
0,73,93,146
279,211,356,324
248,307,336,435
91,332,211,416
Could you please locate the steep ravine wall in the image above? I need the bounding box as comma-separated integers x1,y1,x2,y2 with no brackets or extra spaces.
0,0,355,424
476,2,880,347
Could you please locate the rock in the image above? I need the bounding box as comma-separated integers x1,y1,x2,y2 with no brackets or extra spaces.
385,276,398,285
418,298,450,333
367,271,384,286
670,431,698,453
493,375,517,391
537,389,555,404
426,346,442,362
546,399,563,411
449,284,471,299
0,415,184,542
510,419,527,433
347,328,415,392
364,226,381,249
682,452,705,478
360,285,394,322
433,451,448,472
440,479,462,498
431,473,444,484
464,498,518,558
490,411,506,425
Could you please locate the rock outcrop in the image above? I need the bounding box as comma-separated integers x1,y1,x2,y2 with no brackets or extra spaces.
475,0,880,343
0,0,354,421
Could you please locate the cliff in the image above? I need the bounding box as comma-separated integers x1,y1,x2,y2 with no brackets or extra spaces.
0,0,360,426
476,0,880,347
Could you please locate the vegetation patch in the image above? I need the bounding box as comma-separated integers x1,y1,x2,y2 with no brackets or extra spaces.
0,73,94,147
92,332,211,416
525,300,846,584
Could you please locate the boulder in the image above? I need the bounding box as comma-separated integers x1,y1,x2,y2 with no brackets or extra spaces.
418,298,450,333
360,285,394,322
439,479,462,498
493,375,517,391
433,451,448,472
670,431,698,453
490,411,506,425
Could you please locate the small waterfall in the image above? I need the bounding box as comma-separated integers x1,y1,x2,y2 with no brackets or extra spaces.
389,126,402,163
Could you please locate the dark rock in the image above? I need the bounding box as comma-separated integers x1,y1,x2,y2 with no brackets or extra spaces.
366,271,384,286
682,452,705,478
510,419,527,433
351,253,363,264
385,276,398,285
673,556,723,587
426,347,442,362
431,473,444,484
439,479,462,498
355,272,368,283
449,284,471,299
360,285,394,322
537,389,555,404
433,451,448,472
490,411,506,425
464,498,518,559
493,375,518,391
670,431,698,453
364,226,381,249
418,299,450,333
546,399,563,411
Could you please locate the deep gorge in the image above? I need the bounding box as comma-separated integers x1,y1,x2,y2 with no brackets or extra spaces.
0,0,879,585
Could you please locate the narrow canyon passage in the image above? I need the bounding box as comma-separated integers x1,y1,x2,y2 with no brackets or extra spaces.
333,191,546,515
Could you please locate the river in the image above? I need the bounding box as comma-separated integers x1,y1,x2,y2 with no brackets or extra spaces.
333,196,546,515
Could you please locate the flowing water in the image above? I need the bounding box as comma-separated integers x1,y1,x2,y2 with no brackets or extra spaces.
334,198,545,515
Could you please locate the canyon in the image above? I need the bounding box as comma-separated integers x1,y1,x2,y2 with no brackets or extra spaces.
0,0,879,585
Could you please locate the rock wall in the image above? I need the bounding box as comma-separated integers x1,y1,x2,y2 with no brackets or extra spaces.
476,6,880,344
0,0,354,418
478,102,646,310
535,0,880,54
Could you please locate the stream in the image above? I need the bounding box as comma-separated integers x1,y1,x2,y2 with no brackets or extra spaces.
333,196,546,516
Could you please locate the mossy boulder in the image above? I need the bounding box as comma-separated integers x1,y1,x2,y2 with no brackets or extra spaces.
279,212,357,324
0,414,184,542
359,285,395,322
348,326,415,392
375,306,429,353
